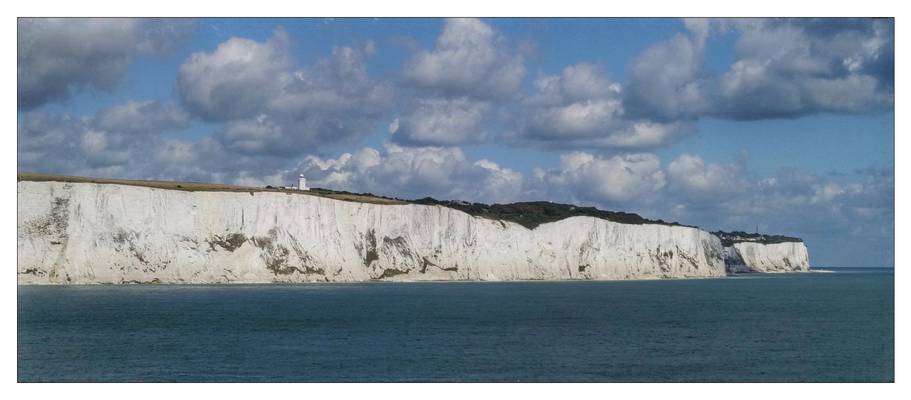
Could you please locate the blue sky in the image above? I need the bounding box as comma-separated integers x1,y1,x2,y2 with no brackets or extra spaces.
17,18,894,267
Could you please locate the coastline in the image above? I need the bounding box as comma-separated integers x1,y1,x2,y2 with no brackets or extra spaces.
17,271,820,286
18,178,809,284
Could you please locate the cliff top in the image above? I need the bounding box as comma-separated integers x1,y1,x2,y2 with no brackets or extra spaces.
711,231,804,246
411,198,691,229
19,172,692,230
23,173,815,237
17,172,407,205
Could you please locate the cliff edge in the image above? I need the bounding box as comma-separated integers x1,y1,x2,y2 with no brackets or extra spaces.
17,176,810,284
715,231,810,273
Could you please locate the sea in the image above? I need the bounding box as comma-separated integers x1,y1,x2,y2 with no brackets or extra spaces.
17,267,893,382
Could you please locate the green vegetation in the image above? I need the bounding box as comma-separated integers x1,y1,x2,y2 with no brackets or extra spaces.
305,187,406,205
411,198,691,229
711,231,803,247
19,172,728,231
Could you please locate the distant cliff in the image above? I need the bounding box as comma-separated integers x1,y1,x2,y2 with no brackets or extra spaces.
715,231,810,273
16,176,809,284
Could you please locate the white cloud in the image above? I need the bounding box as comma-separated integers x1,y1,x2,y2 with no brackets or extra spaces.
531,152,667,205
518,63,691,149
18,18,193,110
177,28,293,121
154,139,196,165
392,18,525,147
177,28,394,155
18,109,151,176
19,100,193,178
624,18,893,121
18,97,894,267
715,20,893,118
390,97,490,146
404,18,525,100
624,30,710,120
93,100,189,135
217,115,285,155
529,99,624,139
667,154,747,198
299,144,522,203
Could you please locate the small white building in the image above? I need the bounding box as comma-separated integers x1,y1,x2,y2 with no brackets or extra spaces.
298,174,309,191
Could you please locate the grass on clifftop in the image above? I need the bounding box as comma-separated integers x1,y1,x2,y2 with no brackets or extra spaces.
21,172,800,237
411,198,691,229
711,230,804,246
15,172,691,229
17,172,406,205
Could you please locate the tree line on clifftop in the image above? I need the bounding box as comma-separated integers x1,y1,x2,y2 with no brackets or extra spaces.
310,188,803,243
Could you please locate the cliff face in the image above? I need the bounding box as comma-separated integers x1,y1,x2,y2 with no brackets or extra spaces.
18,180,728,284
722,242,811,273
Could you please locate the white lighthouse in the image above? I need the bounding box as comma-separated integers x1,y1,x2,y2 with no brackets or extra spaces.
298,174,309,191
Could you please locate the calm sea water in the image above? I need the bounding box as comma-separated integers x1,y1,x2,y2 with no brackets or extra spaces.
18,268,893,382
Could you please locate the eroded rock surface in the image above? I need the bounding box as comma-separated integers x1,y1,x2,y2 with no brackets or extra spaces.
18,181,733,284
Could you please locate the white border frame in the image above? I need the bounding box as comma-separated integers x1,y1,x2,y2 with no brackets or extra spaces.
4,1,904,398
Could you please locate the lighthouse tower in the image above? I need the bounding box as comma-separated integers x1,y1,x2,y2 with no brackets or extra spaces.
298,174,309,191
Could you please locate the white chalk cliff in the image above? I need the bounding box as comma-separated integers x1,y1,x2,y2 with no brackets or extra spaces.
16,180,808,284
723,242,811,273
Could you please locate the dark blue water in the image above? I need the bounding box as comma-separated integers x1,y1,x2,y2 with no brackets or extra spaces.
18,268,893,382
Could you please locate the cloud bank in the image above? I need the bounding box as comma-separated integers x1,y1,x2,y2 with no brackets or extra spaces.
18,18,193,110
177,28,394,156
17,18,894,267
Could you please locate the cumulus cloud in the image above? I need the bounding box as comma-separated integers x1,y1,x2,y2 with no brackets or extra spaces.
136,132,318,187
771,168,890,240
392,18,525,147
19,112,145,178
525,64,625,138
523,149,891,265
18,18,193,110
18,100,190,178
532,149,891,267
177,28,394,155
389,97,490,146
747,167,892,221
659,159,893,267
18,112,88,174
404,18,525,100
517,63,692,149
177,28,293,121
299,144,523,203
716,19,893,119
216,115,289,155
624,18,893,121
93,100,189,135
18,99,893,266
666,154,748,199
529,152,667,206
395,18,893,150
624,27,711,121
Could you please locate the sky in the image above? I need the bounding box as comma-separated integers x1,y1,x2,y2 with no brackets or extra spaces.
16,17,894,268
